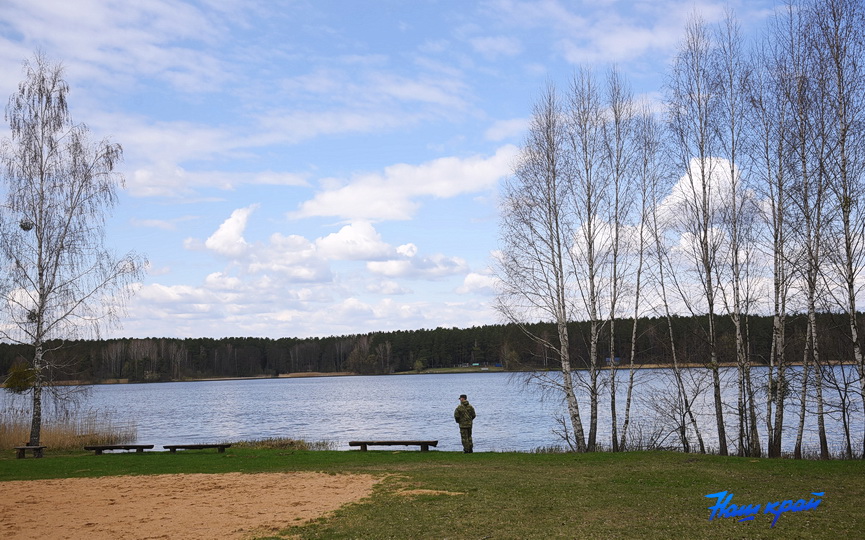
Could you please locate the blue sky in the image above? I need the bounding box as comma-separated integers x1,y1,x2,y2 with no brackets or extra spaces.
0,0,777,339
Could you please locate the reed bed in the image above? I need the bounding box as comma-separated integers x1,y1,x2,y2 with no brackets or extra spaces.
0,407,136,450
233,437,336,451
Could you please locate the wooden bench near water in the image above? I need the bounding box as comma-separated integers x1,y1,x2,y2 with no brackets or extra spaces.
349,440,438,452
84,444,154,455
163,443,232,453
14,445,46,459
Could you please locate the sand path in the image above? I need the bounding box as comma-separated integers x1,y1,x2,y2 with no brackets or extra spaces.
0,471,379,539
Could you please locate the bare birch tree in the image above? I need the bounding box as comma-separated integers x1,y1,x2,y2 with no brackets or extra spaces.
497,84,588,452
0,54,146,446
618,102,663,451
666,15,728,455
779,1,834,460
749,18,797,458
810,0,865,458
601,67,637,452
566,68,608,452
712,12,762,457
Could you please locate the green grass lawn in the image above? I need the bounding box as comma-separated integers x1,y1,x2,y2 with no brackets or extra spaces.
1,449,862,539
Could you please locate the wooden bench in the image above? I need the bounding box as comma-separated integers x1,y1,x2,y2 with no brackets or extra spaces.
84,444,154,455
14,445,46,459
349,440,438,452
163,444,231,453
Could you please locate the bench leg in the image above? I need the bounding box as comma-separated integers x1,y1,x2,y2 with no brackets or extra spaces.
218,446,226,453
95,449,103,456
34,447,43,458
16,448,25,459
420,444,429,452
135,448,144,453
360,444,368,451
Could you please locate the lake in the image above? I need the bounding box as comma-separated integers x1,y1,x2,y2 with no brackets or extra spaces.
3,368,861,453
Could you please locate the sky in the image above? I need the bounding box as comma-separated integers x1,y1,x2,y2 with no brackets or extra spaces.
0,0,779,340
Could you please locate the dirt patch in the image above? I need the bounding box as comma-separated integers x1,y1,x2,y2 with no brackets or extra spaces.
0,471,379,539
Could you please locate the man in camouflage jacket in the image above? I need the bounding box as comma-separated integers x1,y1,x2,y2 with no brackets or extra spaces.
454,394,476,453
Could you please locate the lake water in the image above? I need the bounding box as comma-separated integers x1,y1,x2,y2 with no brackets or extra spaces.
3,368,861,453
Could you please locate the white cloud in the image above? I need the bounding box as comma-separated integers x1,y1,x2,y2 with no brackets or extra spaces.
457,272,499,294
247,233,330,282
0,0,232,94
367,254,468,279
367,280,412,295
204,205,256,257
292,145,518,221
397,243,418,257
315,222,391,261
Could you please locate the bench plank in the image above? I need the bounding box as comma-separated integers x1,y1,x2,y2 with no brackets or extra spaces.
163,444,232,453
14,445,46,459
349,440,438,452
84,444,154,455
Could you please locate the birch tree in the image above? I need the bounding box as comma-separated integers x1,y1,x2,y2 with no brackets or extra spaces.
618,103,662,451
0,54,146,446
666,15,728,455
566,68,608,452
497,84,588,452
780,1,832,460
601,67,637,452
713,12,762,457
811,0,865,458
749,22,796,459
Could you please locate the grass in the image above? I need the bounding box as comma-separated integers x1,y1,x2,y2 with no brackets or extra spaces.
1,448,862,539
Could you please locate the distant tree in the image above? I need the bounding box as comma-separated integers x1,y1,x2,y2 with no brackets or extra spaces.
0,54,146,446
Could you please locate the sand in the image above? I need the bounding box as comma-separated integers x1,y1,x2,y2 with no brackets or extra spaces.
0,471,379,539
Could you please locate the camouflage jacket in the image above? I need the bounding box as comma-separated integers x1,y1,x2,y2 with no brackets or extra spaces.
454,401,476,428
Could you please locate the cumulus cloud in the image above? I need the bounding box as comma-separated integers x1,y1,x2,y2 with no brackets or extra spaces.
457,272,499,295
205,205,257,257
292,145,518,221
315,222,391,261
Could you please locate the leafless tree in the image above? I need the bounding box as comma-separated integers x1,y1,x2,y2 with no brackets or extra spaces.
777,1,834,460
712,12,762,457
566,67,609,451
748,16,797,458
665,15,728,455
600,67,637,452
497,84,588,451
810,0,865,458
0,54,146,446
618,103,663,451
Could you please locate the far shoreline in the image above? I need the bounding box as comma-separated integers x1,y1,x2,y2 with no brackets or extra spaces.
26,360,834,387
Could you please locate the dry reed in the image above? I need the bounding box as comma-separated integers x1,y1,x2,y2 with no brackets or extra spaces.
0,407,136,450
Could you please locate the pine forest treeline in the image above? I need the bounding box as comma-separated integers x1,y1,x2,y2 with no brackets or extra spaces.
0,312,861,382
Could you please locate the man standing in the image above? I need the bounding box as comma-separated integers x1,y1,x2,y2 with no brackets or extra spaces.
454,394,476,453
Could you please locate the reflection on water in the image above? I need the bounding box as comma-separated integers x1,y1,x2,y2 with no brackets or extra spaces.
2,368,859,453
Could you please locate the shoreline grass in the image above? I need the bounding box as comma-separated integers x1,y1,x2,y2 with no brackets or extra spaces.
1,449,862,539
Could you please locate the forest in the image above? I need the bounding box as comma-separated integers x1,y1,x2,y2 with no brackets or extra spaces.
0,311,860,383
